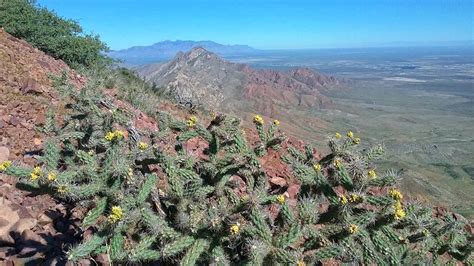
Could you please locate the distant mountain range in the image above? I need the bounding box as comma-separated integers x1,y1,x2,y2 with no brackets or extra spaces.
108,40,259,65
136,47,341,116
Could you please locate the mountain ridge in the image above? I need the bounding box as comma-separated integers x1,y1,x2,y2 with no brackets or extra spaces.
137,47,341,117
109,40,258,65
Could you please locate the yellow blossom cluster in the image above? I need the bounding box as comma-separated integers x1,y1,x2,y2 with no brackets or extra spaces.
273,119,280,126
47,172,57,181
349,194,363,203
105,130,125,141
346,131,360,144
313,163,321,172
389,189,403,201
347,131,354,138
339,195,348,205
335,132,342,139
276,194,286,204
296,260,306,266
389,189,405,220
108,206,123,223
230,224,240,235
186,115,197,128
368,169,377,179
210,110,217,119
138,141,148,151
333,159,342,169
393,201,406,220
348,224,359,234
0,161,12,171
253,114,264,125
57,185,68,194
30,166,42,181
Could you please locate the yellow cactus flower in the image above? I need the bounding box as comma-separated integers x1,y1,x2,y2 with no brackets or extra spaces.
273,119,280,126
230,224,240,235
347,131,354,139
138,142,148,151
105,131,115,141
128,168,133,177
339,195,348,205
30,166,42,181
186,116,197,128
348,224,359,234
393,200,402,209
189,115,197,123
333,159,342,169
108,206,123,223
389,189,403,201
313,163,321,172
335,132,342,139
276,194,286,204
105,130,125,141
47,172,57,182
253,114,264,125
393,201,405,220
114,130,125,140
57,185,68,194
368,169,377,179
186,120,196,128
210,111,217,119
394,207,406,220
296,260,306,266
349,194,362,203
353,138,361,145
0,161,12,171
88,150,94,156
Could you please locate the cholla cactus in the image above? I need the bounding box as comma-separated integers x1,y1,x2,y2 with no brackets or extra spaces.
0,77,471,265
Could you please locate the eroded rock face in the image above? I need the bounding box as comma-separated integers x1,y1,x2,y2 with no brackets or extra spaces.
137,47,341,115
0,28,86,163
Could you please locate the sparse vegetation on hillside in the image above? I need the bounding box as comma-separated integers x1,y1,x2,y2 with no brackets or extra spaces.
0,0,109,68
1,75,471,264
0,1,472,264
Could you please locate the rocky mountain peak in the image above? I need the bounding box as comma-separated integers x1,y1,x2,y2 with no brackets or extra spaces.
176,47,223,64
137,50,342,115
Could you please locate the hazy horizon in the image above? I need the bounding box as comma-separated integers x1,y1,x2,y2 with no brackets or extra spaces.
37,0,473,51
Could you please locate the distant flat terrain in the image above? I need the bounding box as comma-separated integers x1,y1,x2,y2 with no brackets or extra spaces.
224,46,474,217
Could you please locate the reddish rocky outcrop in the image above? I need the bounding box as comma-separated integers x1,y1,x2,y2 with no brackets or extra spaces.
138,47,341,115
241,67,334,110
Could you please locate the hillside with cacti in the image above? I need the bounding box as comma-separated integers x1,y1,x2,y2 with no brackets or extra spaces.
0,1,473,264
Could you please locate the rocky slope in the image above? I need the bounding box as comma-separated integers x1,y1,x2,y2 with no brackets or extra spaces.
0,29,321,264
0,29,158,263
137,47,340,116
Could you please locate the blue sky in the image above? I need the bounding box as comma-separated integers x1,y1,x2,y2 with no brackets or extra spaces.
37,0,473,50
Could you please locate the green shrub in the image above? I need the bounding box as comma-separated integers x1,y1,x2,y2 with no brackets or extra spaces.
0,0,109,68
1,77,472,264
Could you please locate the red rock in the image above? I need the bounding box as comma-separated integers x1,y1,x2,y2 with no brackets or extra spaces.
33,138,42,146
95,253,110,265
286,184,301,199
20,78,42,94
269,176,287,187
9,116,19,126
0,146,9,162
